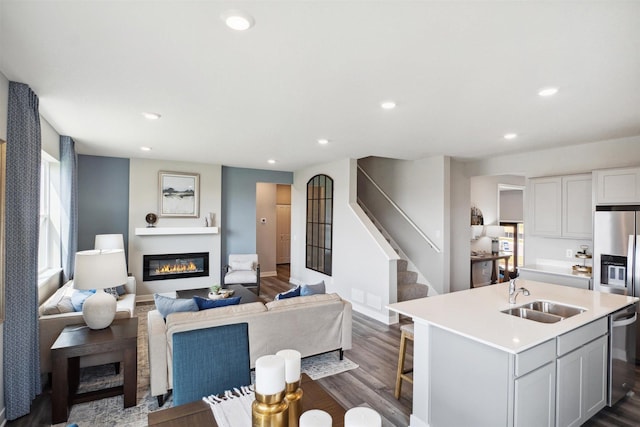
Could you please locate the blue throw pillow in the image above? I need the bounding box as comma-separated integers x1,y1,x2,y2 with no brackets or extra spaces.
275,285,301,300
71,289,96,312
116,285,126,296
193,296,241,310
153,293,199,319
300,280,326,296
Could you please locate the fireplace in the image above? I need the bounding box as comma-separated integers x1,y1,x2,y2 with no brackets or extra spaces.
143,252,209,281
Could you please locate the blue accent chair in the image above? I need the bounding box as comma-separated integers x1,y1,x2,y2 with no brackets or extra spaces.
172,323,251,406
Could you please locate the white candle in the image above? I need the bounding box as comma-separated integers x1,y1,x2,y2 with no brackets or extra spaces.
299,409,332,427
344,407,382,427
255,355,285,395
276,349,301,383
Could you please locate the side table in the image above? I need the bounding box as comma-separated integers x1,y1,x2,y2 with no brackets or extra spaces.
51,317,138,423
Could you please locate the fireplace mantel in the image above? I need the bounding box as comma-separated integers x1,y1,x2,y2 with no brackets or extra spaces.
135,227,218,236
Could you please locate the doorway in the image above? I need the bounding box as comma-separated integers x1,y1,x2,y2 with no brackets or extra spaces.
255,183,291,277
498,184,525,280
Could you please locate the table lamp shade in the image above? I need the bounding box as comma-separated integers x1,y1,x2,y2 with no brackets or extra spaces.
73,249,128,329
94,233,125,250
485,225,504,239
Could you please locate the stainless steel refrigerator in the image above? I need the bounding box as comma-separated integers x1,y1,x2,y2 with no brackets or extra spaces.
593,206,639,372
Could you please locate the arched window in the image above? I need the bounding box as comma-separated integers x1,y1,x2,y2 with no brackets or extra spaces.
306,174,333,275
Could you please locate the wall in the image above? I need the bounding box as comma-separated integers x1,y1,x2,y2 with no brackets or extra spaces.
292,158,399,324
221,166,293,281
128,158,222,297
449,159,471,292
0,69,7,427
77,155,130,254
256,183,277,275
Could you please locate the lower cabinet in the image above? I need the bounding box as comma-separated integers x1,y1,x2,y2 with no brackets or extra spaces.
556,335,608,427
514,362,556,427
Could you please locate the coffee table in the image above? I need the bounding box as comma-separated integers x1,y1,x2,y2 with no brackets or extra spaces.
176,284,259,304
51,317,138,423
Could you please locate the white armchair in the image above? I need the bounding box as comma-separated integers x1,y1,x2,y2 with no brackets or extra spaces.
223,254,260,295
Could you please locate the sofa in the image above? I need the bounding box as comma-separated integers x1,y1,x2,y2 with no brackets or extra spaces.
38,276,136,374
148,292,352,404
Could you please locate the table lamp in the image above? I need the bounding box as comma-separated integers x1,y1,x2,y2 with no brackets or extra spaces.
94,233,125,250
485,225,504,255
73,249,128,329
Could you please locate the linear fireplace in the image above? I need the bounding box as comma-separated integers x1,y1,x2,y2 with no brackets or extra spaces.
143,252,209,281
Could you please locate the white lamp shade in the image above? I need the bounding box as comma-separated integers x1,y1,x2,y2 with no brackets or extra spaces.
485,225,504,239
74,249,128,290
94,234,125,250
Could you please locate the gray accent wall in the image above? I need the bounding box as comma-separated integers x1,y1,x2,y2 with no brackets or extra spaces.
221,166,292,280
78,155,130,254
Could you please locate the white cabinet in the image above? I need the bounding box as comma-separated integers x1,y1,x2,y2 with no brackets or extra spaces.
529,174,592,238
594,167,640,205
514,361,556,427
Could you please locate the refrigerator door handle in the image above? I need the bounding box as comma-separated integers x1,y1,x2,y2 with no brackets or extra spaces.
636,234,640,297
627,235,634,291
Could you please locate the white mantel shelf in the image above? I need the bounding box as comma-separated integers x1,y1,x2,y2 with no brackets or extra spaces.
135,227,218,236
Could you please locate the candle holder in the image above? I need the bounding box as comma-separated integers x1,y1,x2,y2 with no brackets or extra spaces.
284,379,303,427
252,390,289,427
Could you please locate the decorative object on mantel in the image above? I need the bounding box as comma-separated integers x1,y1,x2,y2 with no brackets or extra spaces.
252,354,289,427
276,349,303,427
158,170,200,218
145,212,158,227
471,206,484,225
209,212,216,227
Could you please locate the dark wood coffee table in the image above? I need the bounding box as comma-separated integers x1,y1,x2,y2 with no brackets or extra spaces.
51,317,138,423
148,373,346,427
177,284,259,304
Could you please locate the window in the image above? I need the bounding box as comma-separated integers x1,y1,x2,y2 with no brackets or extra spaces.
39,152,61,273
306,174,333,275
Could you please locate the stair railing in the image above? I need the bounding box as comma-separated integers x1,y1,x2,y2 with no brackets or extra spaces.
357,165,441,253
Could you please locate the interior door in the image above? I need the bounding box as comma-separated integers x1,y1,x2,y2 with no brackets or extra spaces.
276,205,291,264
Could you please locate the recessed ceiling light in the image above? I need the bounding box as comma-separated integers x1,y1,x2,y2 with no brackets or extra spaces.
381,101,396,110
142,112,161,120
140,146,152,152
267,159,276,164
504,133,518,140
221,10,255,31
317,139,329,145
538,87,559,97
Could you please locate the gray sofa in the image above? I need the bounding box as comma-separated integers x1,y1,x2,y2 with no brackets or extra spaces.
38,276,136,374
147,292,352,404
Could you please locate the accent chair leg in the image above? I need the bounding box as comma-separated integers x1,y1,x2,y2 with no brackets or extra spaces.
114,362,120,375
156,394,165,407
339,349,344,360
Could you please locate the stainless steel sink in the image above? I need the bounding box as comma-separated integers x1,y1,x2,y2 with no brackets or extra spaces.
501,300,586,323
501,307,563,323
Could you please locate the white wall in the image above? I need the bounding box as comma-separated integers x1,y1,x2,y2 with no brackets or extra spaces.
128,158,222,297
450,159,471,292
256,183,277,276
291,158,398,324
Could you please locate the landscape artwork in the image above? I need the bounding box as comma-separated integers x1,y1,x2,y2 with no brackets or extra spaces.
159,171,199,217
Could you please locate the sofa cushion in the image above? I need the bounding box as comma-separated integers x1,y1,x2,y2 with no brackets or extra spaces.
230,260,254,271
275,285,301,300
154,294,199,319
71,289,96,312
39,283,76,315
193,296,241,310
266,293,341,311
104,287,120,300
300,280,325,296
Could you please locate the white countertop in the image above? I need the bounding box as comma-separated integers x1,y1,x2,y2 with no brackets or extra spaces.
519,264,591,280
388,280,637,354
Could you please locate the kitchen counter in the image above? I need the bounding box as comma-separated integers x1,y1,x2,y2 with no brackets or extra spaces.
519,264,591,278
388,279,636,354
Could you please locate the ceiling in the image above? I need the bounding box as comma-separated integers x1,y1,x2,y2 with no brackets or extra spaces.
1,1,639,171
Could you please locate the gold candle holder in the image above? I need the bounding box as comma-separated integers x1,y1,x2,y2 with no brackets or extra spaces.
252,390,289,427
284,379,303,427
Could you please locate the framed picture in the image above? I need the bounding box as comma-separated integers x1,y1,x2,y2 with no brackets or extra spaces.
159,171,200,218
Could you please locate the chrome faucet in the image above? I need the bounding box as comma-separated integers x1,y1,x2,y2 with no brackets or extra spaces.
509,279,530,304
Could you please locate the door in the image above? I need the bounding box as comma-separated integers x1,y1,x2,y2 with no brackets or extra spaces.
593,209,636,295
276,204,291,264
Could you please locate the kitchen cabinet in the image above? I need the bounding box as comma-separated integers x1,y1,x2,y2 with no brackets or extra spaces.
594,167,640,205
529,174,592,238
513,340,556,427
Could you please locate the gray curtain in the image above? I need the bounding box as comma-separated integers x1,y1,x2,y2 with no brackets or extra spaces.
4,82,42,420
60,135,78,281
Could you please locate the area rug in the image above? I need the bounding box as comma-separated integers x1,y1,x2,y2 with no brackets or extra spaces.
52,304,358,427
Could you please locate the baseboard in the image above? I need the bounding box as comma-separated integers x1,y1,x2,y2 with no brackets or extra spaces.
351,303,396,325
260,271,277,277
410,414,429,427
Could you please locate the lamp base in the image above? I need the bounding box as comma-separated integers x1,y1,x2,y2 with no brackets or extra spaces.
82,289,117,329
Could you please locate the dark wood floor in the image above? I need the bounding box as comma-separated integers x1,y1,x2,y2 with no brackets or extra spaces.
8,264,640,426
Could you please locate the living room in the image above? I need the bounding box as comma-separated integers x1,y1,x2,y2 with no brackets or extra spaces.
1,1,640,426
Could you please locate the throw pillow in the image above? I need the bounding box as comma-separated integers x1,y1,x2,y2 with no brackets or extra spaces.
230,260,254,271
300,280,326,296
71,289,96,312
153,293,199,319
193,296,241,310
104,287,120,300
115,285,126,296
275,285,301,300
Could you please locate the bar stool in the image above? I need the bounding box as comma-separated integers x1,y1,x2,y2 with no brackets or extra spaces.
394,322,414,399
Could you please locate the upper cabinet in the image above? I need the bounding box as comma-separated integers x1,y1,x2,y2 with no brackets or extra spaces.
529,174,592,239
594,167,640,205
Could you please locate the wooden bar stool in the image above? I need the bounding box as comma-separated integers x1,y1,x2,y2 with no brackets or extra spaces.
394,323,414,399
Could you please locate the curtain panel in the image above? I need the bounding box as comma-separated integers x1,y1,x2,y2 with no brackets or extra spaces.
4,82,42,420
60,136,78,281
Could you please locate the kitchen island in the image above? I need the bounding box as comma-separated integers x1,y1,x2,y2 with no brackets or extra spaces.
388,280,637,427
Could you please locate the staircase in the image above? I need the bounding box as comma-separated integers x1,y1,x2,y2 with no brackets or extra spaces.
397,259,429,302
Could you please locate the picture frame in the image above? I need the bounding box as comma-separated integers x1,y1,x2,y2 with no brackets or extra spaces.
159,171,200,218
